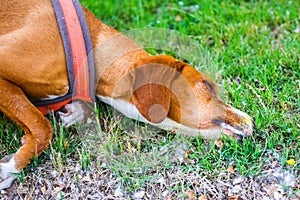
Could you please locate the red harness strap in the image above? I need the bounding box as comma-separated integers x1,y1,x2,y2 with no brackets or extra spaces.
37,99,73,116
36,0,94,115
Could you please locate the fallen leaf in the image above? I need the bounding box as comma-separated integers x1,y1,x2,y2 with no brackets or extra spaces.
228,196,240,200
40,186,47,194
185,150,189,159
167,194,173,200
53,186,64,193
175,15,182,21
227,165,235,173
198,195,208,200
186,191,195,200
215,139,223,149
81,175,91,182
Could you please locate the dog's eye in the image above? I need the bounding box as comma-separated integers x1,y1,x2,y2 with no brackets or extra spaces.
202,80,217,97
212,119,223,125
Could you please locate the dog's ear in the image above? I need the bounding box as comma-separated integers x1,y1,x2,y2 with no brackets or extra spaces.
129,55,185,123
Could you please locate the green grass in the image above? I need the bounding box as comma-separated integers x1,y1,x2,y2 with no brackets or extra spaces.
80,0,299,174
0,0,299,196
83,0,299,191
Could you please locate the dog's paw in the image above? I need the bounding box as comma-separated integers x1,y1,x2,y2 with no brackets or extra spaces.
58,101,86,127
0,155,19,190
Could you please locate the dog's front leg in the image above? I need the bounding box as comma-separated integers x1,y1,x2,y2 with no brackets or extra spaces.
0,79,53,190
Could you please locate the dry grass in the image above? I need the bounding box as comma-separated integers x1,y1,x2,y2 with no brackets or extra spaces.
1,0,299,199
1,106,299,199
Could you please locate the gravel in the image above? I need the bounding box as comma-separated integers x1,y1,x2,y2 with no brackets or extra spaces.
1,148,298,200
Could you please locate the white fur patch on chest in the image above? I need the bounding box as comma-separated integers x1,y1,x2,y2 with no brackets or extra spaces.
97,96,221,140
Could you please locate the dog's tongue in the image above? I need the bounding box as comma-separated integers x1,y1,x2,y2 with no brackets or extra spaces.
223,128,234,134
223,128,235,138
221,123,247,140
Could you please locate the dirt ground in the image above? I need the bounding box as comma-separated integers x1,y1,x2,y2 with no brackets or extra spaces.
1,144,299,200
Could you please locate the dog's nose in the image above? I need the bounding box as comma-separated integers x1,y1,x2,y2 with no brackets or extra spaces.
243,116,255,136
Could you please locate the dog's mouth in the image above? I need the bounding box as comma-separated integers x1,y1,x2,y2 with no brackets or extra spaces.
213,118,254,140
220,122,248,139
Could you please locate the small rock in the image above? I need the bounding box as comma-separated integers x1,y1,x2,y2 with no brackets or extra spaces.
273,169,296,187
0,190,7,194
263,184,284,199
262,197,271,200
231,185,242,193
162,190,169,197
81,176,91,183
51,170,59,178
156,176,165,184
233,176,244,185
114,185,123,197
132,190,145,200
274,189,284,200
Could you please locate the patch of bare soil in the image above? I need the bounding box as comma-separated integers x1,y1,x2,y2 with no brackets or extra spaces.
1,149,299,200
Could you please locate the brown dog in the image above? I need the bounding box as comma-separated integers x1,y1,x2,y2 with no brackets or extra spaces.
0,0,254,189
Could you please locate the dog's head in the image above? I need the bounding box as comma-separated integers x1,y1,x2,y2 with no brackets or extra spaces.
129,55,254,140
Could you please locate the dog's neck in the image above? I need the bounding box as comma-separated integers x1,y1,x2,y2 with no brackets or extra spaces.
82,7,150,98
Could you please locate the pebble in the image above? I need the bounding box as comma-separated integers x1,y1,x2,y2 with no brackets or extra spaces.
162,190,169,197
132,190,145,200
231,185,242,193
0,190,7,194
233,176,245,185
114,185,123,197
